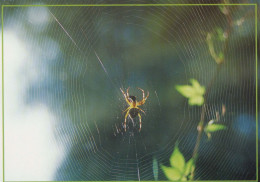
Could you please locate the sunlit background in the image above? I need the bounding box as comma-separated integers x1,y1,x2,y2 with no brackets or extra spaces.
1,0,258,181
2,6,64,180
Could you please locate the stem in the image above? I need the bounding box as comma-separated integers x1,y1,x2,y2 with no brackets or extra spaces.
190,6,233,180
192,64,222,158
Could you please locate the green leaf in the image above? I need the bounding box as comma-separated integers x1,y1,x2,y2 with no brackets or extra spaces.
204,124,227,133
153,157,158,181
190,79,205,95
188,95,204,106
216,27,223,34
161,165,182,181
175,85,194,98
176,79,205,106
181,176,187,181
219,52,224,60
219,5,228,15
219,5,224,13
170,144,185,173
216,28,225,42
206,32,224,64
184,158,194,176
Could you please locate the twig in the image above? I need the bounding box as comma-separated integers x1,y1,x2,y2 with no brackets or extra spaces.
190,5,233,180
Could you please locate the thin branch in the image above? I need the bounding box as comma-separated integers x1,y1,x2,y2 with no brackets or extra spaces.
190,5,233,180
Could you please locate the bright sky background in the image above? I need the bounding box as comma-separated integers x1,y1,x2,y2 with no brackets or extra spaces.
0,7,64,181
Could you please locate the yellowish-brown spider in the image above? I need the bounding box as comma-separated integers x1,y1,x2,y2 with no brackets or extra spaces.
120,87,149,132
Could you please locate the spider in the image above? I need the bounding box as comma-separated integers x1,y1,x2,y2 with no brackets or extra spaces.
120,87,149,132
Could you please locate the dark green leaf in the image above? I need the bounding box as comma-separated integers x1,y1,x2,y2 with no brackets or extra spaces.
153,157,158,181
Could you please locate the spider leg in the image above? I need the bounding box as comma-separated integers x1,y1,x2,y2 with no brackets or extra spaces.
138,87,145,98
145,91,149,100
120,88,131,105
138,113,142,132
126,87,130,97
137,88,149,106
120,87,126,96
124,109,130,132
137,107,146,115
122,106,131,113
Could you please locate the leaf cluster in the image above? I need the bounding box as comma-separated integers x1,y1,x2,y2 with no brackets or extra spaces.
176,79,205,106
161,144,194,181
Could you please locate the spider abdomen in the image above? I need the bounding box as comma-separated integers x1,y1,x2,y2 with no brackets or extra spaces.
129,108,139,118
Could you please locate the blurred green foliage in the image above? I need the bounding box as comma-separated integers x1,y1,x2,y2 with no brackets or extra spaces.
204,123,227,140
206,32,225,64
161,143,194,181
204,123,227,133
176,79,205,106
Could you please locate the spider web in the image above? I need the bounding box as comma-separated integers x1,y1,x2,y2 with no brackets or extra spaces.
3,0,257,181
